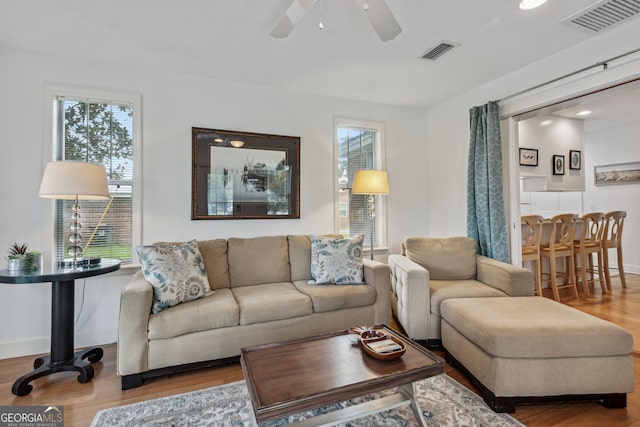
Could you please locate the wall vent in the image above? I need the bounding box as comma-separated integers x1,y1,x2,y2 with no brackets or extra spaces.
562,0,640,33
421,41,458,61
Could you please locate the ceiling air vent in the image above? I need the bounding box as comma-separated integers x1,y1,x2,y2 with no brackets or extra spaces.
421,41,458,61
562,0,640,33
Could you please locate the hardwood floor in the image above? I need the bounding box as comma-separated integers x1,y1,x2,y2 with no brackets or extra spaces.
1,273,638,426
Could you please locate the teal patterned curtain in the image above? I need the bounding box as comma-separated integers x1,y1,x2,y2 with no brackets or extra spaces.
467,101,509,262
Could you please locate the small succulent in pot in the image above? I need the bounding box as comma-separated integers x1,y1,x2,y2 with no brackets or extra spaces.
7,243,29,259
6,243,42,272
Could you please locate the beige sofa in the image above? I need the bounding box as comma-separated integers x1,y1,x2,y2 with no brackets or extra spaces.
388,236,534,345
117,235,390,389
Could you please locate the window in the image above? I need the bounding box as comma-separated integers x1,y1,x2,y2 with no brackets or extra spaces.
45,86,140,265
336,119,386,250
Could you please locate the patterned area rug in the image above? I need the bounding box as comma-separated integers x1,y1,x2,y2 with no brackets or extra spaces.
91,374,524,426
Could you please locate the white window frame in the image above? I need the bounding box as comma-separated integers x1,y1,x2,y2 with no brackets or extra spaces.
42,83,142,266
334,117,388,254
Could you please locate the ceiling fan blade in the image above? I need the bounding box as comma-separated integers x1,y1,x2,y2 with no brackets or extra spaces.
355,0,402,42
270,0,317,39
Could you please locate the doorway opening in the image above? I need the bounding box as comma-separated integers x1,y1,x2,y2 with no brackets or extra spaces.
505,77,640,274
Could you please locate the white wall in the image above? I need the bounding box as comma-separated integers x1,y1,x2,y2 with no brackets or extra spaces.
518,116,585,220
426,22,640,242
519,116,585,191
0,47,428,358
583,119,640,274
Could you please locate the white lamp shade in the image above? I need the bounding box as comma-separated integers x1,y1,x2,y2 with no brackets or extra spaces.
39,161,110,200
351,170,389,195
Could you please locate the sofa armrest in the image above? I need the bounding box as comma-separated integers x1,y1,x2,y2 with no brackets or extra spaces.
117,270,153,376
476,255,534,296
388,254,430,340
363,258,391,325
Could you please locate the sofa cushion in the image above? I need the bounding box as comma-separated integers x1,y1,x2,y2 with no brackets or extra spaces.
430,279,507,316
147,289,239,340
403,236,477,280
231,282,313,325
288,234,342,281
440,297,634,358
293,280,376,313
309,235,364,285
197,239,230,290
228,236,290,287
137,239,213,313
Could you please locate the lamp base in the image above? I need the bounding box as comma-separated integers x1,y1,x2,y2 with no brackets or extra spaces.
58,257,102,268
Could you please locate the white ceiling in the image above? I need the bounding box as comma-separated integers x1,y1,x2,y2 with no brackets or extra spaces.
0,0,637,108
551,80,640,119
518,78,640,133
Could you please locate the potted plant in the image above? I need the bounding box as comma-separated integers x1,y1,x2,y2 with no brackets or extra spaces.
6,243,43,272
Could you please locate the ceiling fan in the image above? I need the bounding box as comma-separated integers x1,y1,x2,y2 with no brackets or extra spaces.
270,0,402,42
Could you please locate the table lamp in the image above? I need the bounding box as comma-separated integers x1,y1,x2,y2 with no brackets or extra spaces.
352,170,389,260
39,161,110,266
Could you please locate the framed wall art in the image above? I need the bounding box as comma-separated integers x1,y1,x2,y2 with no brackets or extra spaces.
192,127,300,219
569,150,581,170
594,162,640,186
552,155,565,175
519,148,538,166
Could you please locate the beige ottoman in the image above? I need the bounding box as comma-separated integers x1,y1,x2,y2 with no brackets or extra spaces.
440,297,634,412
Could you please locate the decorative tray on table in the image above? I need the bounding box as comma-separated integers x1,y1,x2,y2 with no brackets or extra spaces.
349,326,406,361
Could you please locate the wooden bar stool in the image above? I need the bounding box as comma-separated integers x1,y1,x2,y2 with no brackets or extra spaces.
540,213,579,301
602,210,627,290
573,212,607,296
521,215,544,297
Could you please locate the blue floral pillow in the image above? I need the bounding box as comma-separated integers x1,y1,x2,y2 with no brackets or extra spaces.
309,235,364,285
137,240,213,313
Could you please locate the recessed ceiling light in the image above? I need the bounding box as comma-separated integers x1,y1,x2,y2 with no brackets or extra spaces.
229,140,245,148
519,0,548,10
540,119,552,126
575,110,592,116
214,138,224,143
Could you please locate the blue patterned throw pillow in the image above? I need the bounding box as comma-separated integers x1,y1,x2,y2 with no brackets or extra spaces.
309,235,364,285
137,239,213,313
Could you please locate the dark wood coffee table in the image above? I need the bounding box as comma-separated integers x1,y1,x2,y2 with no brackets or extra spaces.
240,325,444,426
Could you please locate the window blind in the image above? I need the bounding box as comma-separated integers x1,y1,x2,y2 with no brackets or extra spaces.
53,97,134,263
337,126,378,247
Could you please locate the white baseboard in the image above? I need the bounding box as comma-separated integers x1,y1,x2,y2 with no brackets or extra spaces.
76,328,118,349
0,336,50,359
623,264,640,275
0,328,117,360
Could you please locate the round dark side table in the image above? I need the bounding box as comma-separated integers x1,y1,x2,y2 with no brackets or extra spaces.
0,258,121,396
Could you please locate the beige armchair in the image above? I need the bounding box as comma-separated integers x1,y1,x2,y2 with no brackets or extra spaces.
388,236,534,346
